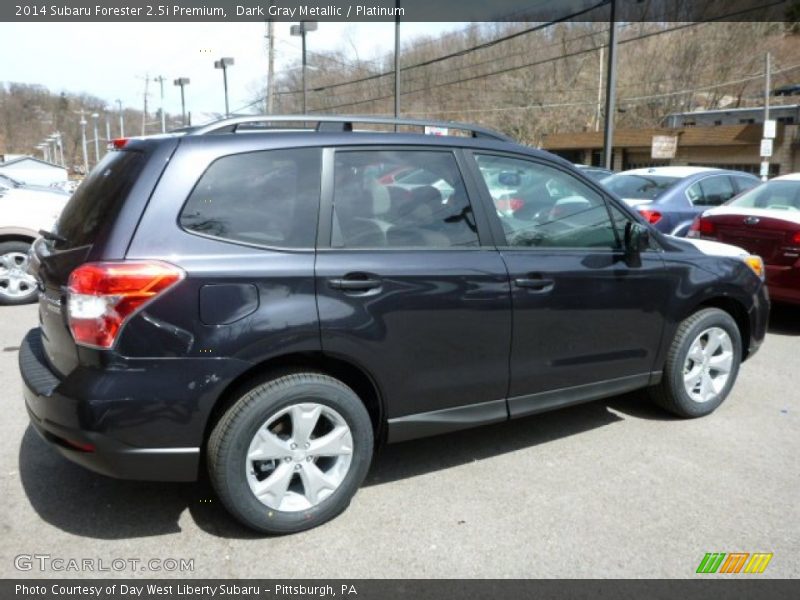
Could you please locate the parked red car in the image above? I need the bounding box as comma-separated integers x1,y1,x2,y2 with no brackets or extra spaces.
689,173,800,304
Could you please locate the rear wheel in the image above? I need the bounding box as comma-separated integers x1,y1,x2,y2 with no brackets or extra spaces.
207,372,373,534
649,308,742,418
0,241,38,306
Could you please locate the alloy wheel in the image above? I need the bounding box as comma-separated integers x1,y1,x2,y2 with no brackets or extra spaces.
245,402,354,512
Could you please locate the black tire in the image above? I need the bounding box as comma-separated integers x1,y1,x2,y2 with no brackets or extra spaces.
649,307,742,418
0,241,38,306
207,372,374,534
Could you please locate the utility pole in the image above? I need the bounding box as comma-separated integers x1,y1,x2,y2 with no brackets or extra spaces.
79,110,89,174
154,75,166,133
140,74,150,136
116,99,125,137
602,0,618,171
761,52,772,181
266,17,275,114
595,45,604,133
394,3,401,121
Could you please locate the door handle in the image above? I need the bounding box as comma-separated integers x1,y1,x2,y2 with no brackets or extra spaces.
514,277,555,292
328,275,382,292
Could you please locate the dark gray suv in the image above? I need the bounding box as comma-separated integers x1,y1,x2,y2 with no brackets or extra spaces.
20,116,769,534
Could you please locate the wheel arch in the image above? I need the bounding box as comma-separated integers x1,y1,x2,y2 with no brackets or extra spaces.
0,229,38,245
688,295,752,359
202,351,387,455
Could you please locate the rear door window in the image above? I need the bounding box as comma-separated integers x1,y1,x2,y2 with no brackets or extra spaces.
729,180,800,210
694,175,736,206
54,150,145,248
331,150,479,248
180,148,321,248
733,175,759,194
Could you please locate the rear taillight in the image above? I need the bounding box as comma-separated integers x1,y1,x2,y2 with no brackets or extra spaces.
790,231,800,246
496,198,524,213
688,217,716,238
108,138,129,150
638,209,662,224
67,261,184,349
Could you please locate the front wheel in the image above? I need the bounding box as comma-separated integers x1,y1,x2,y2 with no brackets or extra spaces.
649,308,742,418
207,372,374,534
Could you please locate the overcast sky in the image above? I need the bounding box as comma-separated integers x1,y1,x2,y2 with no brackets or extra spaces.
0,21,465,122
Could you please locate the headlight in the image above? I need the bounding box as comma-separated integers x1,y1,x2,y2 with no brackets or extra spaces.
742,255,765,280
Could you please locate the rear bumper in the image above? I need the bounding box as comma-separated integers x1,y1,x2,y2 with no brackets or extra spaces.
18,327,239,482
25,402,199,481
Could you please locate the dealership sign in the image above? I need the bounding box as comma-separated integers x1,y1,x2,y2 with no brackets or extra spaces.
651,135,678,159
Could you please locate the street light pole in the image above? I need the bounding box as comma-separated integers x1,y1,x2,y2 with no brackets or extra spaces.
394,1,401,120
91,113,100,164
291,22,317,114
47,135,58,165
214,58,235,117
266,18,275,114
116,99,125,138
173,78,190,126
105,115,111,153
56,132,64,166
79,111,89,174
602,0,618,171
154,75,167,132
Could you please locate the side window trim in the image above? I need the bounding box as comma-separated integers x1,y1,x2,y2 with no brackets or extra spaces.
319,145,491,251
464,150,628,252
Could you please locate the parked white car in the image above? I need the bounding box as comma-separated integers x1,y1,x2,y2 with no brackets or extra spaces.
0,179,69,305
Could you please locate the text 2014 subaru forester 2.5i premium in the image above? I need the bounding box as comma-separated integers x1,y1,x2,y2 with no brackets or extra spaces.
20,116,769,534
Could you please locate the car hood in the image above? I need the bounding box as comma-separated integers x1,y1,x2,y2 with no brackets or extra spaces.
675,236,749,258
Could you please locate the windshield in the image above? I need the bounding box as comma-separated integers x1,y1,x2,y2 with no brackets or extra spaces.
728,180,800,211
601,174,680,200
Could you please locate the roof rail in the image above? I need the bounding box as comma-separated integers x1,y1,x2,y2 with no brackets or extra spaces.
186,115,513,142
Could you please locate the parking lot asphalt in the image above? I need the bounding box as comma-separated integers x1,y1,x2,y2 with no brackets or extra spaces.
0,302,797,579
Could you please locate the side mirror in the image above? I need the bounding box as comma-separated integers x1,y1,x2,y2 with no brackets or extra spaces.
624,221,650,256
498,171,521,187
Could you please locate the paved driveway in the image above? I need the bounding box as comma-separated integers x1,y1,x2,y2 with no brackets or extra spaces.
0,303,797,578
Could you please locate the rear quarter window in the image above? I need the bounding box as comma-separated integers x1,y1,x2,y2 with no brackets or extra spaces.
180,148,321,249
54,150,145,248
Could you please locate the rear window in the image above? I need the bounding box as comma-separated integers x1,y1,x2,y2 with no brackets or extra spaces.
180,148,321,248
601,174,679,200
54,150,145,248
729,180,800,210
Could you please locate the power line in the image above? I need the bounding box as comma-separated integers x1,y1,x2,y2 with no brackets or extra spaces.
273,0,610,96
400,62,800,117
312,13,782,113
